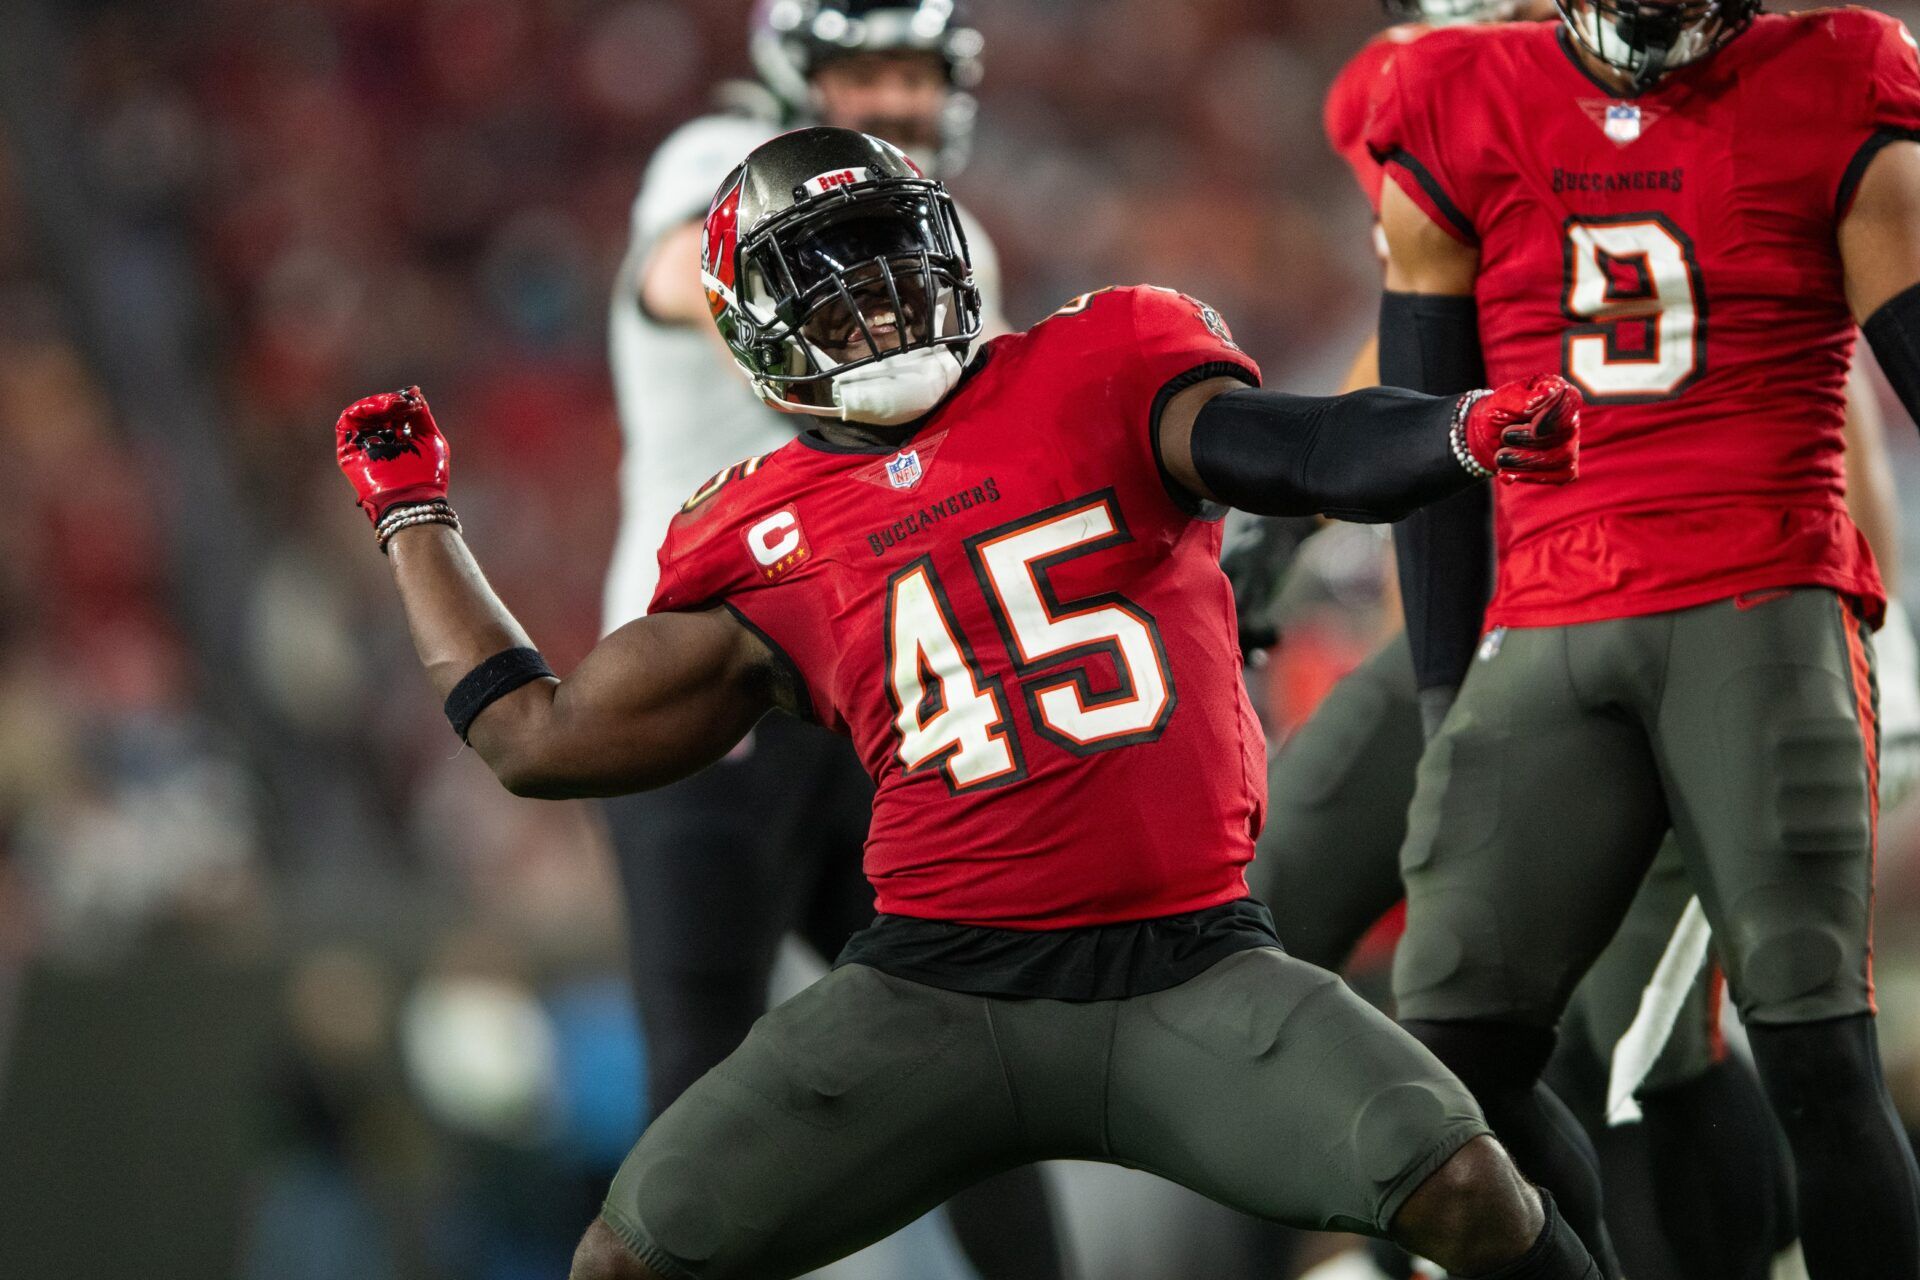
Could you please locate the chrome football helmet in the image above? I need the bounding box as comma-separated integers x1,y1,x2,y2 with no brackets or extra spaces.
701,127,979,419
1556,0,1761,89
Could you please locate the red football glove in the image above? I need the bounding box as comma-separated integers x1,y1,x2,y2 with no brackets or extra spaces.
334,386,451,524
1463,373,1581,485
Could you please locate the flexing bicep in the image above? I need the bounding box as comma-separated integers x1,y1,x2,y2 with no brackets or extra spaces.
1380,178,1480,298
472,607,782,799
1841,139,1920,321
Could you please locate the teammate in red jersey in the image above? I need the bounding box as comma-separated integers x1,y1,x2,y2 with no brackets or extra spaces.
1370,3,1920,1275
336,126,1596,1279
1254,5,1783,1279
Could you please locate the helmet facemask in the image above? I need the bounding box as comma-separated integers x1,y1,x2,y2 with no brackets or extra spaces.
1381,0,1522,24
1556,0,1759,91
711,176,980,420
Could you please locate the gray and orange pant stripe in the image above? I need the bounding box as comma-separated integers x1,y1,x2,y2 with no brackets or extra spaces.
1394,587,1880,1030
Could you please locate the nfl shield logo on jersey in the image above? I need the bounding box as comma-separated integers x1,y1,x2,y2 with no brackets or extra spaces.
1604,104,1642,144
885,449,923,490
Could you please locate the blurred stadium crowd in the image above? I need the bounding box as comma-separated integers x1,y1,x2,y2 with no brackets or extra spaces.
8,1,1920,1278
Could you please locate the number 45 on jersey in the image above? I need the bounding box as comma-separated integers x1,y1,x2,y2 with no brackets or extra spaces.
885,491,1174,794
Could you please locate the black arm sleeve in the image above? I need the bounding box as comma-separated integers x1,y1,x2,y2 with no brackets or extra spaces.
1865,280,1920,431
1188,385,1472,523
1379,290,1494,695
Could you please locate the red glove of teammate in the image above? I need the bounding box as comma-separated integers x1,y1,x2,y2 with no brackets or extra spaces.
334,386,451,524
1463,373,1581,485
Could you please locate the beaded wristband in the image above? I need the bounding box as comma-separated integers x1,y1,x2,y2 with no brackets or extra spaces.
1450,390,1496,480
376,501,460,553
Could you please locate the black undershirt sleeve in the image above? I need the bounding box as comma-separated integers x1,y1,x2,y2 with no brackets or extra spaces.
1378,290,1494,702
1187,384,1472,524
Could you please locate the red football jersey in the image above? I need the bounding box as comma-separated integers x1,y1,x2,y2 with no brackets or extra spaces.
1369,10,1920,628
649,287,1267,929
1326,24,1432,215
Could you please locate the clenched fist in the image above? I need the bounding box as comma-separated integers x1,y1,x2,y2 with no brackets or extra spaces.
334,386,451,524
1463,374,1581,485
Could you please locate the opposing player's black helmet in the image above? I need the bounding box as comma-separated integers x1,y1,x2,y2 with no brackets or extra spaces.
1556,0,1761,89
1381,0,1521,22
751,0,984,173
701,127,979,416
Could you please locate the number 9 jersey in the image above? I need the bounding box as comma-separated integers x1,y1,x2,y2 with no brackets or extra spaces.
648,286,1265,929
1368,9,1920,630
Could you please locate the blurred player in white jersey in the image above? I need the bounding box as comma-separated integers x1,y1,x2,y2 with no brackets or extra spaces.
597,5,1060,1277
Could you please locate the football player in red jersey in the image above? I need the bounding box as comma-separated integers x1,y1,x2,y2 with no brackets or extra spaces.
337,127,1597,1280
1260,4,1785,1279
1370,3,1920,1275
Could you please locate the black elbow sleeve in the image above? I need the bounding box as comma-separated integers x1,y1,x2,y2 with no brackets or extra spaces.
1394,488,1494,694
1379,291,1487,396
1864,281,1920,430
1189,386,1466,522
1379,290,1494,693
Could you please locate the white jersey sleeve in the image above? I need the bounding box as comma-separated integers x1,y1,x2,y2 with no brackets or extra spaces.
629,114,782,260
604,114,789,636
957,207,1009,339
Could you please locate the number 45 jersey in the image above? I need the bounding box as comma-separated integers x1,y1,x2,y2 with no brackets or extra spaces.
1369,9,1920,630
649,286,1267,930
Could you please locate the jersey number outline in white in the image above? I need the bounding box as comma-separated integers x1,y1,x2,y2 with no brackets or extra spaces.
1561,214,1706,403
881,490,1174,794
967,491,1174,753
885,559,1023,793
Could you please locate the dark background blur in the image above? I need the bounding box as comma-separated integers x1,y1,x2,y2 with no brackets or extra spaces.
5,2,1920,1278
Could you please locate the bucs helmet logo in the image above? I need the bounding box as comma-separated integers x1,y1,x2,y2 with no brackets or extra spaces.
701,169,747,324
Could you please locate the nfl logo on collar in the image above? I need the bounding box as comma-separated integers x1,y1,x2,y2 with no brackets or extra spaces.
1605,104,1642,144
886,449,922,490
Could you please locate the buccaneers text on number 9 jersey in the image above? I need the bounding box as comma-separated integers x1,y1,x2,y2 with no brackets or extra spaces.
1368,10,1920,630
649,287,1267,930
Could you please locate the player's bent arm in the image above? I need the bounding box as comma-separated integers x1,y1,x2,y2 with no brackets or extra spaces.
1380,179,1479,298
1159,378,1477,523
636,220,713,326
1377,178,1497,725
1843,359,1902,586
1157,366,1575,526
387,524,781,799
1844,140,1920,429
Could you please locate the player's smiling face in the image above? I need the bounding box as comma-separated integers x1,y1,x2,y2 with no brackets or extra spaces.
803,273,931,365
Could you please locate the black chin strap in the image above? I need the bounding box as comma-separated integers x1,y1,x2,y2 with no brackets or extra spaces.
1631,41,1671,93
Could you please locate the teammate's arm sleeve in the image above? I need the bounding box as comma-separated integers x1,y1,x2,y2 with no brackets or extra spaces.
1844,17,1920,434
386,525,779,799
1377,178,1493,715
